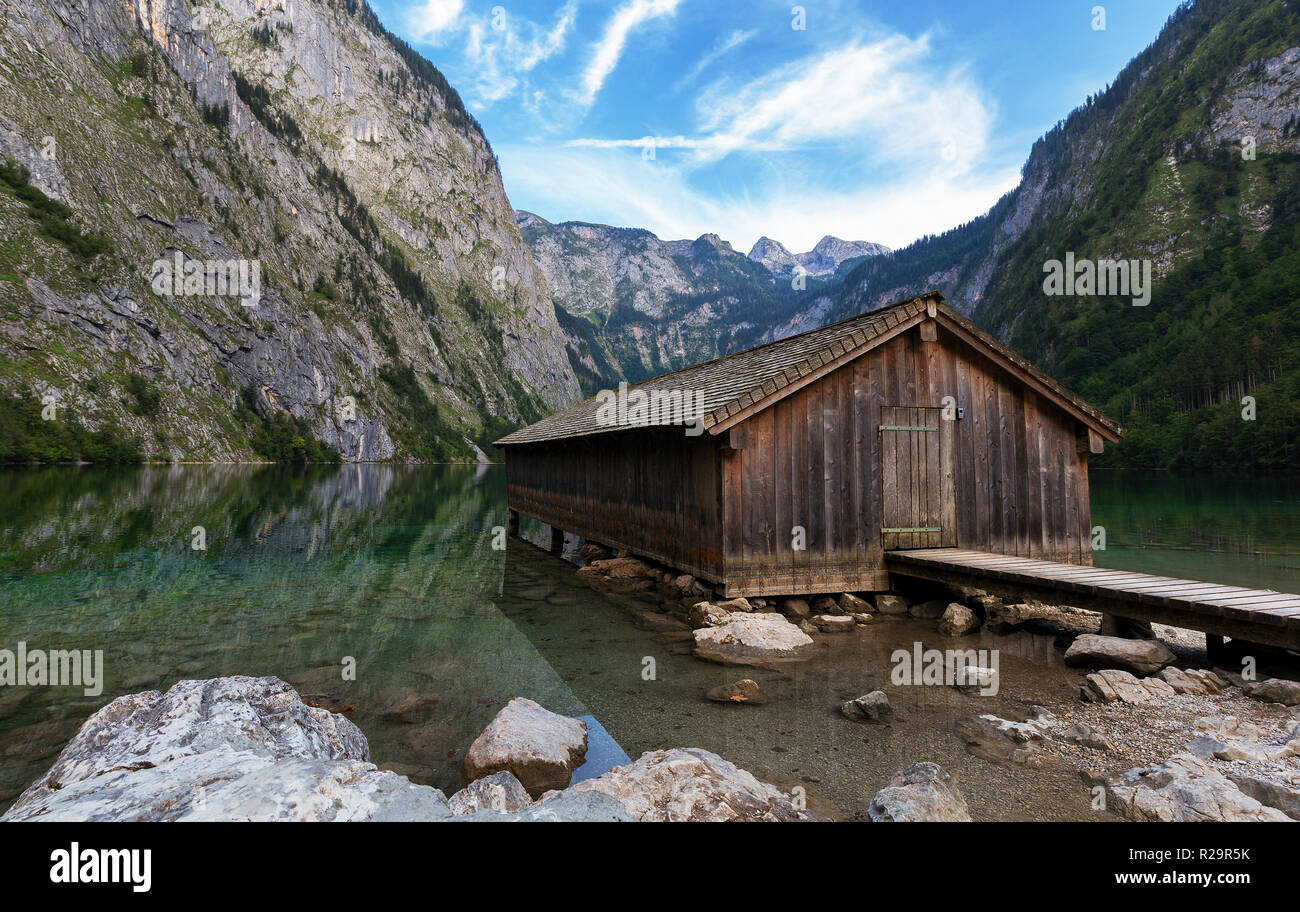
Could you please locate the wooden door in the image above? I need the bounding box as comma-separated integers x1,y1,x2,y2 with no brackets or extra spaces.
880,406,955,549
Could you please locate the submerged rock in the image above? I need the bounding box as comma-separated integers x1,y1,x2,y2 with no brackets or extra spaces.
841,690,893,723
811,595,841,614
868,761,971,822
908,599,948,620
575,557,658,595
937,603,980,636
875,594,910,615
706,679,766,704
460,698,588,798
777,597,811,619
577,543,614,564
448,770,533,815
564,747,809,821
1064,634,1176,675
955,714,1049,767
813,614,855,633
837,593,874,614
378,689,442,724
693,613,814,664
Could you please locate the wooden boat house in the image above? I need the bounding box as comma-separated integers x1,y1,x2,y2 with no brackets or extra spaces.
496,293,1124,598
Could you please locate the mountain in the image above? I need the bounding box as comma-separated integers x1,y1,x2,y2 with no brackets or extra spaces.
796,0,1300,469
520,212,822,394
746,237,800,275
0,0,578,463
746,235,890,277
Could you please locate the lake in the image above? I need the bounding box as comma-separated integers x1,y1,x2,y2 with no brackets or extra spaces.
0,465,1296,818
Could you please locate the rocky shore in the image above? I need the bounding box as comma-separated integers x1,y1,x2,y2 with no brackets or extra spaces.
571,544,1300,822
0,676,819,822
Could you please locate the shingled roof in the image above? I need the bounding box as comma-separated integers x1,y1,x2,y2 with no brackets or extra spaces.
495,292,1123,446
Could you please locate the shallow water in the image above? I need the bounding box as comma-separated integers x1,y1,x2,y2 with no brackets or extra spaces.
0,465,1295,818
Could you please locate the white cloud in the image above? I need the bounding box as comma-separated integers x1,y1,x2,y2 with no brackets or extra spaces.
420,2,578,106
567,33,995,172
688,33,992,171
526,29,1012,251
498,143,1020,253
574,0,682,107
519,2,577,71
406,0,464,43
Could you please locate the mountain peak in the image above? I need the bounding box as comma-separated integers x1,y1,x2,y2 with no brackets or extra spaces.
747,234,889,276
693,232,734,252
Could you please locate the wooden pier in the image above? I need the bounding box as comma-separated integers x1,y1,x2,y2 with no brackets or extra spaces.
885,548,1300,654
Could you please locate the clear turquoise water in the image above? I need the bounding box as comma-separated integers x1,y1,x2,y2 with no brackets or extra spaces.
0,465,1296,818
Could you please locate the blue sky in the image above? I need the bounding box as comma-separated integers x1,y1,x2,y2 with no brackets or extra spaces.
371,0,1186,253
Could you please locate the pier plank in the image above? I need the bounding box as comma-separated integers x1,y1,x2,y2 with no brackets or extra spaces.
886,548,1300,652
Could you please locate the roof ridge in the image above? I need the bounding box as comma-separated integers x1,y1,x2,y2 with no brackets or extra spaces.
618,293,931,392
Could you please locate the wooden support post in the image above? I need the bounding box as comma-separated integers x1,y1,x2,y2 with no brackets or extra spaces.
1099,613,1120,637
507,509,520,535
549,526,564,554
1206,633,1227,662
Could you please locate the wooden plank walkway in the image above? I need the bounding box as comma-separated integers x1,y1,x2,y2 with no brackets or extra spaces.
884,548,1300,652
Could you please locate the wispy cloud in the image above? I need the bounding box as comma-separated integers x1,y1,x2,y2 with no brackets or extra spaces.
673,28,756,92
568,32,993,171
693,33,990,169
574,0,682,107
508,29,1012,251
410,2,578,106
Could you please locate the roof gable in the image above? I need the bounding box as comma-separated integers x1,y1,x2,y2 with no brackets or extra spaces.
496,293,1123,446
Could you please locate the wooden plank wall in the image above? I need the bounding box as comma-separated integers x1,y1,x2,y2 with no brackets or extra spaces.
721,323,1092,597
503,426,726,583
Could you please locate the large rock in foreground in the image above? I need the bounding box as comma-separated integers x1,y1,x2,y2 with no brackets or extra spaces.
460,698,588,798
693,613,814,664
1,676,452,821
1096,753,1292,822
565,748,809,821
455,789,636,822
868,762,971,822
1064,634,1176,675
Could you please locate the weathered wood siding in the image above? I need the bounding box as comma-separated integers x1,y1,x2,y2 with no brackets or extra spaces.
719,322,1091,597
503,426,726,583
